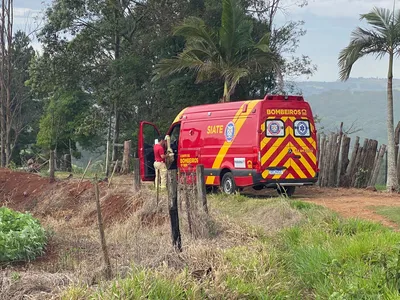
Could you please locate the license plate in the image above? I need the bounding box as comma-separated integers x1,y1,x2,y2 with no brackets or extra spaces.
268,169,284,175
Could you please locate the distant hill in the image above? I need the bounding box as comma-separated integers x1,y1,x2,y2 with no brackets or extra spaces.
290,78,400,146
294,77,400,95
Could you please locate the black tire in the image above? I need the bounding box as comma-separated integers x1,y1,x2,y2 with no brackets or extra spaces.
277,186,296,197
221,172,237,194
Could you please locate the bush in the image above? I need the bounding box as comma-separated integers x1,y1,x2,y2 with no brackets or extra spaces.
0,207,47,262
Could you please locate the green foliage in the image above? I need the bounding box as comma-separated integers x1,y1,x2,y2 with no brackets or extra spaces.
25,0,313,166
0,207,47,262
154,0,282,102
36,89,91,154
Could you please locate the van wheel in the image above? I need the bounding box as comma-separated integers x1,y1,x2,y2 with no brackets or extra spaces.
221,172,237,194
277,186,296,198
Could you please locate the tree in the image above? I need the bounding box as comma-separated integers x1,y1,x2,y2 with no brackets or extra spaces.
8,31,40,164
0,0,13,166
338,7,399,191
153,0,281,102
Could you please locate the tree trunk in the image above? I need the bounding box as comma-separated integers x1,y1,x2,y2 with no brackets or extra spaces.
386,51,399,191
395,121,400,165
222,79,230,103
0,0,6,167
5,0,12,166
112,106,120,162
111,1,121,162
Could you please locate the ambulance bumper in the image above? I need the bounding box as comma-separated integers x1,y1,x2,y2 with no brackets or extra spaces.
251,171,319,188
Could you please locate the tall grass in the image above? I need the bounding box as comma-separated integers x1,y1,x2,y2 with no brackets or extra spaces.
61,196,400,299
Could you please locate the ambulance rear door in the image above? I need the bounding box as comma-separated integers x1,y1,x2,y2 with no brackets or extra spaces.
138,121,160,181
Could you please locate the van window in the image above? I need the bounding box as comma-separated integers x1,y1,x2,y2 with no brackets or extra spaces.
266,120,285,137
294,120,311,137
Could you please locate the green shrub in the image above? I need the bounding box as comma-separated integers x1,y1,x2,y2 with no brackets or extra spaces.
0,207,47,262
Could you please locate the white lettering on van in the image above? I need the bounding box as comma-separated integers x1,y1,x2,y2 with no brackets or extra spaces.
267,109,308,116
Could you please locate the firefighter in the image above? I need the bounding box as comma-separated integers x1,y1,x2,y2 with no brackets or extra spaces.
153,136,167,189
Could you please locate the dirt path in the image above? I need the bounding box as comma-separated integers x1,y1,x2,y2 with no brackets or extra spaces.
295,187,400,229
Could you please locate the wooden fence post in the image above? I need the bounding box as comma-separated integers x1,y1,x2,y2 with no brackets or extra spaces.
167,169,182,251
196,164,208,214
49,150,55,183
345,136,360,187
183,175,193,237
108,159,118,188
121,140,131,174
94,175,112,279
105,140,110,177
369,144,386,187
317,134,326,186
338,135,351,186
64,154,72,172
133,158,141,193
78,159,92,188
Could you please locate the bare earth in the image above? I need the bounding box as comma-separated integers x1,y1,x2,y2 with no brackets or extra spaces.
295,186,400,230
0,168,398,230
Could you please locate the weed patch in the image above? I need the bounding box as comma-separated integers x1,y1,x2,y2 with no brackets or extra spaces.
370,206,400,226
0,207,47,262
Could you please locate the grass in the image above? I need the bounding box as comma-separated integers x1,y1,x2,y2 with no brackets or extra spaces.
370,206,400,226
376,184,387,191
60,194,400,299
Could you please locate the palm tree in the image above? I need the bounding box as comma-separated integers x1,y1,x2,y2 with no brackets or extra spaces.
338,7,400,192
153,0,281,102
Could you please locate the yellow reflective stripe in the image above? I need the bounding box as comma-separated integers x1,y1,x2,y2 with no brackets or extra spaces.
261,137,284,165
261,117,289,165
288,127,317,162
208,100,260,184
206,176,215,185
173,108,187,123
270,141,291,168
291,159,307,178
211,101,259,169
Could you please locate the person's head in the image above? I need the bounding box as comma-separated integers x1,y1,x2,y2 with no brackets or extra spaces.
158,136,165,146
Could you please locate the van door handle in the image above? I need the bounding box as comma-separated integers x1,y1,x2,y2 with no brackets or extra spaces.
293,155,301,159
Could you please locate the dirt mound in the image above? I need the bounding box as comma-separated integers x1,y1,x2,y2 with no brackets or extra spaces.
0,169,50,211
0,270,73,300
84,193,143,226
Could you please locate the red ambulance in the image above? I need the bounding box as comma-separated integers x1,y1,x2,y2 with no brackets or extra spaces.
138,95,318,196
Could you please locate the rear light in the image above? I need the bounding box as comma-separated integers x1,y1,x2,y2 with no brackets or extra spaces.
252,147,261,171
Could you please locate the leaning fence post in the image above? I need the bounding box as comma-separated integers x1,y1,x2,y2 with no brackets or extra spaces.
133,158,141,193
196,164,208,214
167,169,182,251
49,150,55,183
94,175,112,279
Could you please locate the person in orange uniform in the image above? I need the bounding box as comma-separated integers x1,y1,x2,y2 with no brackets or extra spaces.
153,136,166,189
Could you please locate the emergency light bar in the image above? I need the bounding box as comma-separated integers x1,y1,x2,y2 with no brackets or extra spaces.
264,95,304,102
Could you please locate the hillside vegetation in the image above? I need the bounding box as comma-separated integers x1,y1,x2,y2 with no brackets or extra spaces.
293,78,400,145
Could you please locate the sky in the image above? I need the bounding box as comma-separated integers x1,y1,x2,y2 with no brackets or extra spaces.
12,0,400,82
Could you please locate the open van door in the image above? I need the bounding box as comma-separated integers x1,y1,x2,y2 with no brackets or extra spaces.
139,121,160,181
